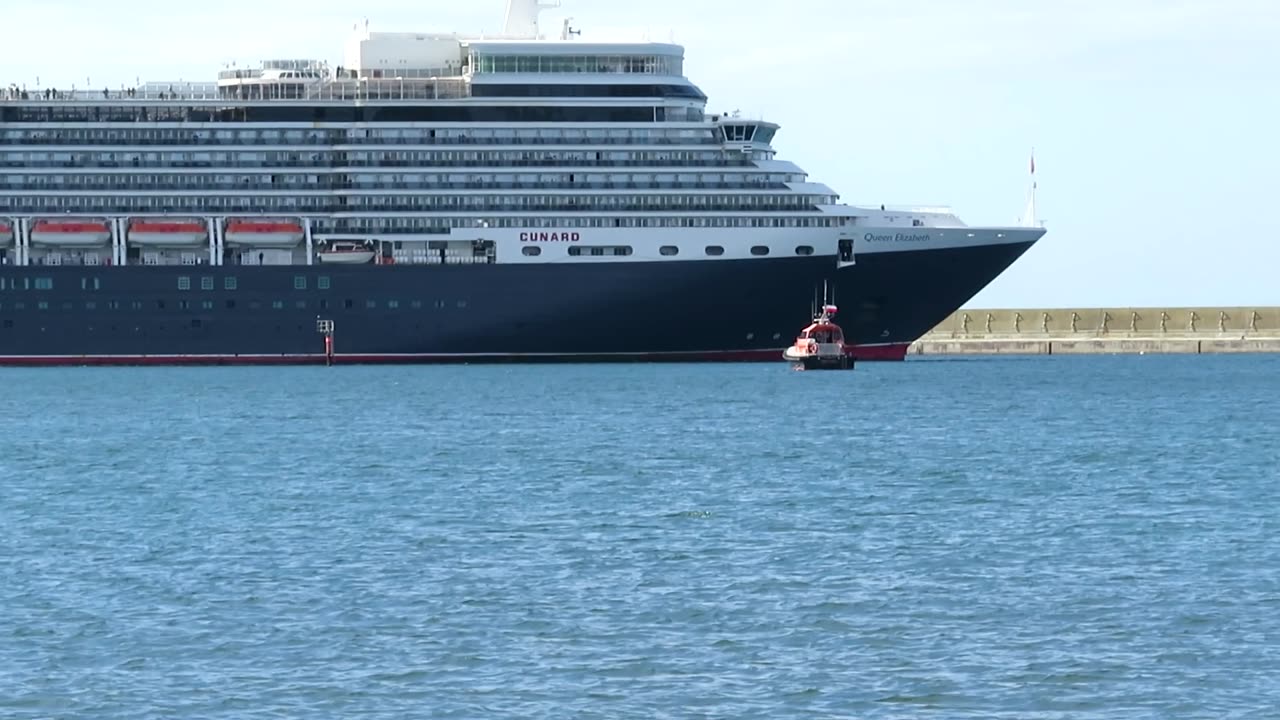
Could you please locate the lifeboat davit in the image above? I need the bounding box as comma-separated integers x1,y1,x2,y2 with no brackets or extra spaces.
223,219,304,248
783,304,855,370
317,241,376,264
29,219,113,247
0,221,12,248
128,219,209,247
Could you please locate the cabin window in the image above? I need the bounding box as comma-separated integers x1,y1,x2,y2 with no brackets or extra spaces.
750,246,770,256
705,245,725,256
201,276,214,290
224,276,238,290
294,276,307,290
522,246,542,256
272,301,284,310
318,276,331,290
660,246,679,256
568,245,632,257
388,301,400,309
795,245,815,256
178,276,191,290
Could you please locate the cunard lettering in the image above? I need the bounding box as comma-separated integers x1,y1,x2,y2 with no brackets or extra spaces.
520,232,581,242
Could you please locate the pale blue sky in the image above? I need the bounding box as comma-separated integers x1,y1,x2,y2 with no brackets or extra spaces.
3,0,1277,307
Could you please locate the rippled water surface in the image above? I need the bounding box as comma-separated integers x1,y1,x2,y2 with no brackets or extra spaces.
3,355,1279,718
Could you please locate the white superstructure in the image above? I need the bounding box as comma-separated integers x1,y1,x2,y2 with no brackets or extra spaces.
0,0,1041,272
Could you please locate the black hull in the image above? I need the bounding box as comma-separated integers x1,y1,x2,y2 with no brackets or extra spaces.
834,240,1037,349
0,257,831,361
0,241,1036,364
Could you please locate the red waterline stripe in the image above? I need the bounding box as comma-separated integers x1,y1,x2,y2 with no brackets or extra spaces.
0,344,910,367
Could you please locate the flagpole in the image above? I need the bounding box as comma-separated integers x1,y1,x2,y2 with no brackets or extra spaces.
1022,148,1038,228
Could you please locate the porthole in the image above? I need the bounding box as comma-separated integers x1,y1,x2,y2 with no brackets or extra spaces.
795,245,815,256
750,246,770,256
660,246,679,256
522,246,541,256
705,245,725,256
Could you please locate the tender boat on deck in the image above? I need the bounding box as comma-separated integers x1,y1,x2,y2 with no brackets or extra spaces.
317,241,376,264
783,304,855,370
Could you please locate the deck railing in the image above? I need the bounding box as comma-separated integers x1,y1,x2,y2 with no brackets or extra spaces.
2,79,473,104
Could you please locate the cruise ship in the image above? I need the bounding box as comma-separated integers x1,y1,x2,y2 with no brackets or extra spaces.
0,0,1045,365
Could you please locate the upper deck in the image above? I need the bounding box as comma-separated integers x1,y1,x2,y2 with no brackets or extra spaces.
0,2,701,115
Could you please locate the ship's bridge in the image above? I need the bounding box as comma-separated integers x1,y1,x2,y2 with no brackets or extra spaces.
712,113,780,152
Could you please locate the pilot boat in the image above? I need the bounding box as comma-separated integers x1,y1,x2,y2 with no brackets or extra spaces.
783,305,855,370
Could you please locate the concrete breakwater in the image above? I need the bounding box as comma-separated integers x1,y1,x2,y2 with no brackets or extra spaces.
910,307,1280,356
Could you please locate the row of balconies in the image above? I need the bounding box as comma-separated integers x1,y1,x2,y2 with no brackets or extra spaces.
0,159,761,170
0,137,727,147
1,181,796,193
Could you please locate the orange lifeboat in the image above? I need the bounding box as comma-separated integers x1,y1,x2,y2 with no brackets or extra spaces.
29,219,112,247
782,304,855,370
127,219,209,247
223,219,304,248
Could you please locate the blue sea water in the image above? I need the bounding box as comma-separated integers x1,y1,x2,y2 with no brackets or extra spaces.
2,355,1279,719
